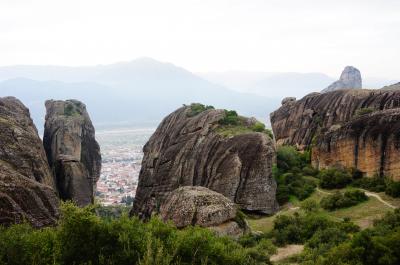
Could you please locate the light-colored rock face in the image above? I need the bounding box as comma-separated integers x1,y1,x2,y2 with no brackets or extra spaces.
0,97,59,227
131,105,277,218
43,100,101,206
312,109,400,181
322,66,362,93
270,89,400,180
160,186,247,238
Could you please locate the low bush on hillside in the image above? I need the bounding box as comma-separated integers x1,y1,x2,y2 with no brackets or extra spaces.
351,175,386,192
309,209,400,265
186,103,215,117
318,168,353,189
385,180,400,197
274,146,317,204
320,190,368,211
0,202,276,265
268,212,359,247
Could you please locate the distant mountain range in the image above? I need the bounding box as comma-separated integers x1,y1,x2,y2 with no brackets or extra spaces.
0,58,397,130
0,58,279,129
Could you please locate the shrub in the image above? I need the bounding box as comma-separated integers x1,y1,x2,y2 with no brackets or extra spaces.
385,180,400,197
187,103,214,117
219,110,239,125
300,199,320,213
355,107,375,117
351,175,386,192
318,168,353,189
320,190,368,211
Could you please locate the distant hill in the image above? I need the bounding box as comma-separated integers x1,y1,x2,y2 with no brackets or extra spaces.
0,58,280,130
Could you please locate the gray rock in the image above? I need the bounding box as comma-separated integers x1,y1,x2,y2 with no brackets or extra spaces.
0,97,59,227
321,66,362,93
131,105,277,218
43,100,101,206
281,97,296,105
160,186,248,238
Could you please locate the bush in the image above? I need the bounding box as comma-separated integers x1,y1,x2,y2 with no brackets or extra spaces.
385,180,400,197
274,146,317,204
318,168,353,189
354,107,375,117
300,199,320,213
187,103,214,117
320,190,368,211
219,110,239,125
0,202,276,265
351,175,386,192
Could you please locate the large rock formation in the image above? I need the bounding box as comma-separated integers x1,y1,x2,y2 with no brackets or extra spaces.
271,89,400,180
0,97,59,227
160,186,248,237
131,105,277,218
43,100,101,206
321,66,362,93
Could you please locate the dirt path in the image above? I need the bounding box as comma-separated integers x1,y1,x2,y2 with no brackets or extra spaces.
316,187,397,209
270,244,304,262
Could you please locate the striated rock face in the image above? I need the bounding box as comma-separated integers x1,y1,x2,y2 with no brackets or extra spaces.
43,100,101,206
160,186,248,238
0,97,59,227
271,89,400,180
131,105,277,218
312,109,400,181
321,66,362,93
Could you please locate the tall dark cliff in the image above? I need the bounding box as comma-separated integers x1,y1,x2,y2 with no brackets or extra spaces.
270,88,400,180
43,100,101,206
131,105,277,218
0,97,59,227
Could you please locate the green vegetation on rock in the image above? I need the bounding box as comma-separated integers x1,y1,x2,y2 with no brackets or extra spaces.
354,107,375,117
186,103,215,117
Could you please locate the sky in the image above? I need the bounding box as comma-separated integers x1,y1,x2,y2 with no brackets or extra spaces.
1,0,400,79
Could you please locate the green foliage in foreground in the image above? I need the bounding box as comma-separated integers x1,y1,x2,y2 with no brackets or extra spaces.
0,203,275,265
320,190,368,211
274,146,317,204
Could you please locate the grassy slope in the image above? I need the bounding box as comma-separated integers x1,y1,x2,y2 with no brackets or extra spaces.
247,187,400,232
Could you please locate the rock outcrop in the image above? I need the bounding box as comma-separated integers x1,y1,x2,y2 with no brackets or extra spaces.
131,105,277,218
160,186,248,237
43,100,101,206
321,66,362,93
270,89,400,180
0,97,59,227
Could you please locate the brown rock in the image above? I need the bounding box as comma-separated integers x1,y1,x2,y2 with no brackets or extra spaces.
270,88,400,180
131,105,277,218
160,186,248,238
0,97,59,227
312,109,400,180
43,100,101,206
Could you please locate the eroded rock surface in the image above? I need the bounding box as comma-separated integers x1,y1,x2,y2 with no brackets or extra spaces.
160,186,248,237
131,105,277,218
270,88,400,180
321,66,362,93
43,100,101,206
0,97,59,227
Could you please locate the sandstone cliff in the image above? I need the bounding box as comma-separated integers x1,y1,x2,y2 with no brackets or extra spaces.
43,100,101,206
270,88,400,180
0,97,59,227
321,66,362,93
131,104,277,218
160,186,249,238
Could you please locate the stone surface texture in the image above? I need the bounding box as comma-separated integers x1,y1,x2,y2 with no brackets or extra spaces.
321,66,362,93
270,88,400,180
131,105,277,218
0,97,59,227
43,100,101,206
160,186,247,237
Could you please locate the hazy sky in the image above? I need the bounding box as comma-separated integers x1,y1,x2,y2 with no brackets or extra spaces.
1,0,400,78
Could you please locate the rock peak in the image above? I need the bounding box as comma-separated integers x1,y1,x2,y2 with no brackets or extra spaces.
322,66,362,93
